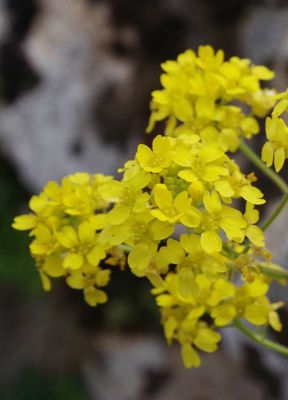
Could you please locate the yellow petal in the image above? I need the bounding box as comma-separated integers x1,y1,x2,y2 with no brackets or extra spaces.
12,214,37,230
128,243,153,274
146,271,165,288
63,253,83,270
178,169,197,182
252,65,275,80
68,172,90,185
136,144,153,166
272,99,288,116
269,311,282,332
150,220,174,240
164,316,177,341
164,239,185,264
239,185,265,205
246,225,265,247
173,98,194,122
244,304,268,325
95,269,111,286
195,97,215,119
200,231,222,254
246,279,268,297
39,271,51,292
87,246,106,266
107,205,130,225
214,180,234,197
180,207,202,228
99,180,123,202
56,226,78,248
180,234,202,255
177,268,198,301
150,209,170,222
89,214,107,230
78,221,94,242
194,328,221,353
181,345,201,368
174,191,191,212
153,184,173,209
211,304,237,326
84,287,108,306
274,147,285,172
203,191,221,214
29,194,47,214
66,271,85,289
43,255,64,277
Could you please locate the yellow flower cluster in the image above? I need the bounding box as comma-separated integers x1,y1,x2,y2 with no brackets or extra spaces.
13,45,288,369
12,173,126,306
154,271,282,367
147,45,275,152
262,96,288,172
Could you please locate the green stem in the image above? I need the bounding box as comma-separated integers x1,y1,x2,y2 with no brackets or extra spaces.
223,243,238,259
239,141,288,231
261,191,288,231
234,318,288,357
239,141,288,194
259,265,288,280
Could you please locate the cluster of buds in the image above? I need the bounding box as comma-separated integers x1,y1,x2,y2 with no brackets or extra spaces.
13,46,288,368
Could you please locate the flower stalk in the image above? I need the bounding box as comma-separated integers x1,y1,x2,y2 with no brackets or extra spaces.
234,318,288,357
239,141,288,194
239,141,288,231
261,191,288,231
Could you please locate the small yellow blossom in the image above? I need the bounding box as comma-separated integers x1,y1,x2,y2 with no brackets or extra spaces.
262,98,288,172
151,183,201,227
136,135,172,173
12,46,287,370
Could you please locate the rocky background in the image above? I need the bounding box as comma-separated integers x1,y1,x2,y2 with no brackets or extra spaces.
1,0,288,399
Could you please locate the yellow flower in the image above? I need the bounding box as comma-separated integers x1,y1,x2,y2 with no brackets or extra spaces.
127,241,157,277
173,144,227,185
147,45,275,152
12,46,285,370
243,203,265,247
193,326,221,353
151,183,201,227
199,191,246,253
211,304,237,326
56,222,107,270
197,45,224,71
66,268,110,306
181,345,201,368
136,135,172,173
29,224,59,256
207,278,236,306
262,100,288,172
12,214,37,231
214,160,265,205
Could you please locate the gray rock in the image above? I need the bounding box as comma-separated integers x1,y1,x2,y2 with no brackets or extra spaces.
0,0,136,191
84,333,264,400
240,6,288,64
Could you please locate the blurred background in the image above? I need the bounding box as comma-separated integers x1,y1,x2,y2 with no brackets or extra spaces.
1,0,288,399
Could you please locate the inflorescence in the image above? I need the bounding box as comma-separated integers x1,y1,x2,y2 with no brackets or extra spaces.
13,46,288,368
